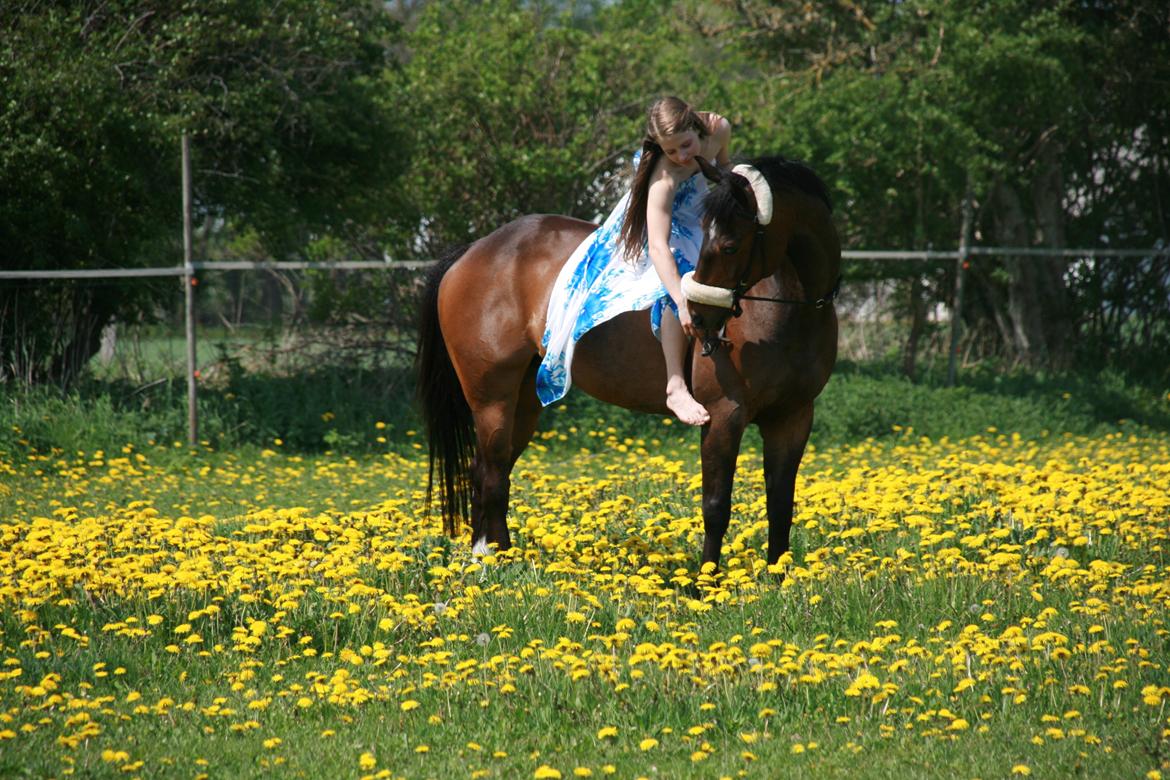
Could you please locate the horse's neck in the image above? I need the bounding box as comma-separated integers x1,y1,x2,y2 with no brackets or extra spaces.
772,202,838,299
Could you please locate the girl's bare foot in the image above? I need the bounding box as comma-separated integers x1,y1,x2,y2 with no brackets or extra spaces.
666,376,710,426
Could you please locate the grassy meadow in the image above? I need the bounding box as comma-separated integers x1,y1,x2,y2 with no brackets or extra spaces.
1,364,1169,778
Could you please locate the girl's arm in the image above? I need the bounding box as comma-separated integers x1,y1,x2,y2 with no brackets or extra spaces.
702,112,732,166
645,175,695,334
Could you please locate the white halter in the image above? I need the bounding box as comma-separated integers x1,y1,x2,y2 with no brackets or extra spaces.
681,164,773,309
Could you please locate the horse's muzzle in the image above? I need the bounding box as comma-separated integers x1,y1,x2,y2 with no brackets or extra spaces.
691,307,732,357
699,330,730,357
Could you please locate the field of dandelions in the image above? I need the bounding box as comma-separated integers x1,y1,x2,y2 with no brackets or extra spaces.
1,402,1168,779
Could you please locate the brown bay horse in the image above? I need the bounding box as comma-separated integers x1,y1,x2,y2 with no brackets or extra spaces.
415,155,840,567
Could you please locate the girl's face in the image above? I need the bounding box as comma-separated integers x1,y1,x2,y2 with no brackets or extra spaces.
658,130,701,167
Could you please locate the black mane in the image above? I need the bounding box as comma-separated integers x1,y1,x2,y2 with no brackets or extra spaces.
703,155,832,231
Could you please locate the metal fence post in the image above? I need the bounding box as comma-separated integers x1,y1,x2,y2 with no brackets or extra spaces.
182,134,198,446
947,187,974,387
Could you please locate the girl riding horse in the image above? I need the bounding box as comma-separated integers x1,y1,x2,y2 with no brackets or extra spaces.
538,96,730,426
417,98,840,566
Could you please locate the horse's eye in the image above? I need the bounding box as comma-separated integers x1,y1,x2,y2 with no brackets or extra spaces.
721,244,738,255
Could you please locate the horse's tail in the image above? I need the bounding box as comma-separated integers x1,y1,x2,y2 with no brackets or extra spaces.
415,244,474,537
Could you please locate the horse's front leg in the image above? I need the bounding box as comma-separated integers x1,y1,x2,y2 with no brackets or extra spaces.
699,402,746,567
756,403,814,565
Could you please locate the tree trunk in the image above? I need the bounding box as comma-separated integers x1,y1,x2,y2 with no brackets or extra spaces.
903,125,927,380
1031,137,1073,368
991,180,1050,366
49,287,115,389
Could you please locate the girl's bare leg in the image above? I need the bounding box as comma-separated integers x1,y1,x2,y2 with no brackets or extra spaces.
661,309,710,426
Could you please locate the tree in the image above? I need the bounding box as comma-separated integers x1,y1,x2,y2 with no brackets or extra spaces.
0,0,403,386
386,0,719,256
688,0,1169,373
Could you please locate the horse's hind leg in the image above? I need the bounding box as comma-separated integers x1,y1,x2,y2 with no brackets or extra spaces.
468,402,517,554
757,403,814,565
467,360,542,555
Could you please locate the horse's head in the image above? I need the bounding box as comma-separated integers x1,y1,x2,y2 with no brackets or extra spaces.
687,157,775,356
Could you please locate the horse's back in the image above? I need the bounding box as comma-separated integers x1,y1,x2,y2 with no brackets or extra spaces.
438,214,594,363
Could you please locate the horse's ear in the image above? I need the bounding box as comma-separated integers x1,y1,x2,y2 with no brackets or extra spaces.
697,156,723,183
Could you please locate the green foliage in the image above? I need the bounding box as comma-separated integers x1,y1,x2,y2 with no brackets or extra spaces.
0,0,403,385
710,0,1168,371
2,0,1167,386
387,0,713,254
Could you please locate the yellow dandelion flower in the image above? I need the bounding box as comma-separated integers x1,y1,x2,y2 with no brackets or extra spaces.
639,738,659,751
359,753,376,770
534,767,562,779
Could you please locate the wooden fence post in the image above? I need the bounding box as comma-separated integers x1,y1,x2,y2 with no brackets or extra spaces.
182,134,198,446
947,186,974,387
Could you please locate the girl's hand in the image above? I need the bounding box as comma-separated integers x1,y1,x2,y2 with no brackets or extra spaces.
677,304,698,339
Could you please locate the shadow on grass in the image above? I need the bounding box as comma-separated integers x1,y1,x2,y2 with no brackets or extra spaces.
824,359,1170,442
1,360,1165,457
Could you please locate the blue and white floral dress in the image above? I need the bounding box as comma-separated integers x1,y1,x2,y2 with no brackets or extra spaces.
536,160,708,406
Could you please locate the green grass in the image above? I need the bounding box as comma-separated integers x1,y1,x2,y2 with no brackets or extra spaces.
0,363,1168,778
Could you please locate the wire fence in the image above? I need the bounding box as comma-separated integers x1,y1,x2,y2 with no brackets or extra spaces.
2,247,1160,281
3,243,1168,445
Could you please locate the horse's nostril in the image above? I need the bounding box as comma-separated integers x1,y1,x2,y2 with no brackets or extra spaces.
692,313,705,329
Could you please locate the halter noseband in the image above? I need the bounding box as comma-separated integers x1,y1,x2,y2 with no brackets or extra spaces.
682,165,840,316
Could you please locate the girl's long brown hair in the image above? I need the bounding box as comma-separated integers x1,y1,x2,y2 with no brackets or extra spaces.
618,96,708,262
